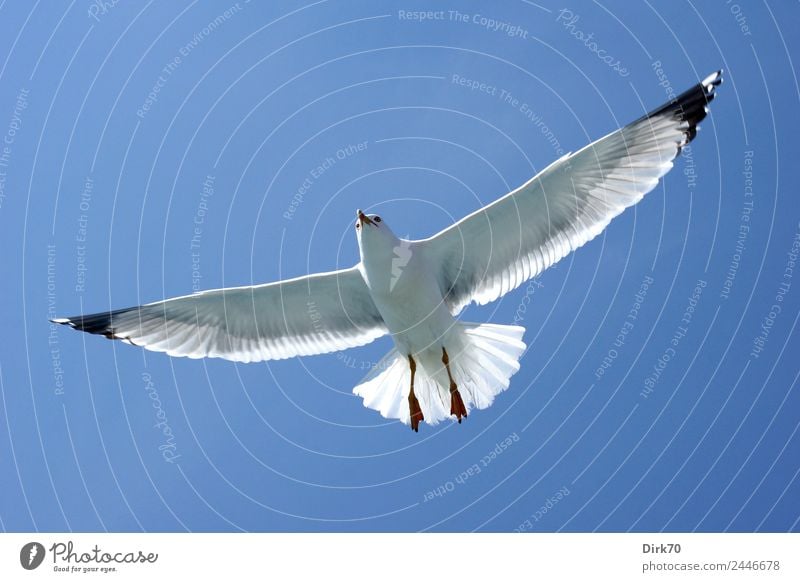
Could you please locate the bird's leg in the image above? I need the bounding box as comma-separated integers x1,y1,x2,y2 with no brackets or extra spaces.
407,354,423,432
442,347,467,423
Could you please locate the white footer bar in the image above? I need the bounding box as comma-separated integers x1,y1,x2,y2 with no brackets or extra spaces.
1,533,797,581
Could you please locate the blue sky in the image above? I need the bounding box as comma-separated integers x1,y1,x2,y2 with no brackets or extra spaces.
0,0,798,532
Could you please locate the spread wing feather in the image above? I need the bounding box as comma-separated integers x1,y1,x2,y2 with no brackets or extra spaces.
53,266,387,363
421,71,722,315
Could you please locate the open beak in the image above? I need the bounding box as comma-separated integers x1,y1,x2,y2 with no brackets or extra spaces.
356,209,375,227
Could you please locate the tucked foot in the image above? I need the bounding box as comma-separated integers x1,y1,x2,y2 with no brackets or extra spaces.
408,393,424,432
442,347,468,423
407,353,422,432
450,384,468,424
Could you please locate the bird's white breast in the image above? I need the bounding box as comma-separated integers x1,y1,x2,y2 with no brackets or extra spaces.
361,241,455,355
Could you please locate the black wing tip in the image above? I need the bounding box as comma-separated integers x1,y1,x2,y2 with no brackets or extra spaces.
696,69,723,105
702,69,724,91
50,308,133,340
645,69,723,150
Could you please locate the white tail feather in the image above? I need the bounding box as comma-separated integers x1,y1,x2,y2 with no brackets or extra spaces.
353,322,526,426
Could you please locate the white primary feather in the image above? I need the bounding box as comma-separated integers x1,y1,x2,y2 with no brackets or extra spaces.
53,266,387,363
420,71,722,315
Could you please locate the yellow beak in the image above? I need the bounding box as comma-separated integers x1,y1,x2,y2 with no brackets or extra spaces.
357,209,375,227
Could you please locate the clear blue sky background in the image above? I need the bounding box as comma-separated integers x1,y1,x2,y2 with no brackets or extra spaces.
0,0,798,532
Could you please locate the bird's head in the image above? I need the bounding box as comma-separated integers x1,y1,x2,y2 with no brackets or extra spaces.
354,209,398,259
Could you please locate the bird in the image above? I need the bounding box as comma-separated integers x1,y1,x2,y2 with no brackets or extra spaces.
53,70,722,432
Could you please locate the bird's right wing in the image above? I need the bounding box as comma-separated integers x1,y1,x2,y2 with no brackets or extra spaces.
420,70,722,315
53,266,387,363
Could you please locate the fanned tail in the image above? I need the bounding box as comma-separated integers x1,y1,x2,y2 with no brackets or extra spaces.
353,322,526,427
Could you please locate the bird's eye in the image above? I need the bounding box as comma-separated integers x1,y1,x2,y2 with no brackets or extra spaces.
355,223,360,229
374,216,381,223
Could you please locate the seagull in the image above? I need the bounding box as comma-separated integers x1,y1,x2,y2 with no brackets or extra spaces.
54,71,722,431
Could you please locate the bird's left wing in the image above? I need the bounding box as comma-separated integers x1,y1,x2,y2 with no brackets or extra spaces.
419,71,722,315
53,266,387,362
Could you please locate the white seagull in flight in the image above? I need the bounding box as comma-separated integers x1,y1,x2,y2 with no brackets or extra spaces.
55,71,722,431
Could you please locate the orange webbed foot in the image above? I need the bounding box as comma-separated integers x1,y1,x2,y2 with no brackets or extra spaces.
409,393,424,432
450,386,468,424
